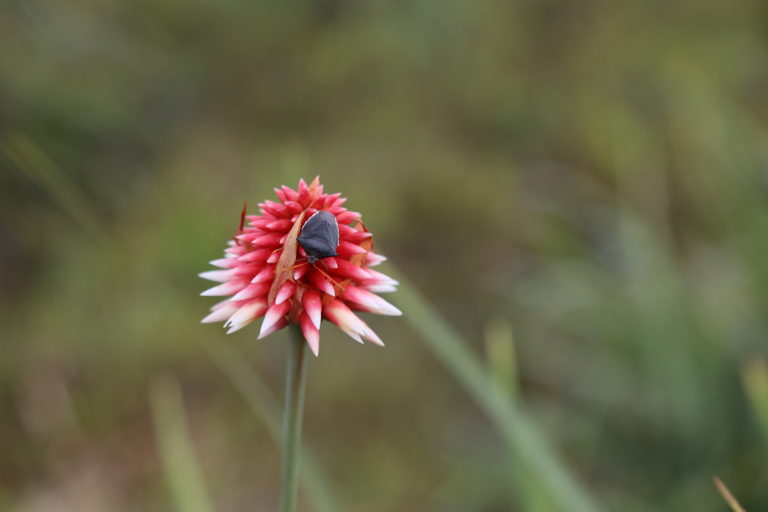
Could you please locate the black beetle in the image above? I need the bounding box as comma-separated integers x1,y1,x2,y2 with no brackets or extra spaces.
298,210,339,263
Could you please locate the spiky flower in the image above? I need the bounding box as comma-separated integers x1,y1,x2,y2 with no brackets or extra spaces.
200,177,401,356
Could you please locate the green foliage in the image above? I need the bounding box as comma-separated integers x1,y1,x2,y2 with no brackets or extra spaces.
3,0,768,510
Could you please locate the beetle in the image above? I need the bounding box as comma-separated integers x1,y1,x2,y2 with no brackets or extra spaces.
297,210,339,263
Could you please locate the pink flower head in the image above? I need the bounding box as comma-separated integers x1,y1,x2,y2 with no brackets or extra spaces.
200,177,401,356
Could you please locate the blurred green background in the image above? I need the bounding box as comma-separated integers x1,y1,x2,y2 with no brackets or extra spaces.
3,0,768,510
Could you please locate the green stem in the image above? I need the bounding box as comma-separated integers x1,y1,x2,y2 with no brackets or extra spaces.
203,341,338,512
280,326,309,512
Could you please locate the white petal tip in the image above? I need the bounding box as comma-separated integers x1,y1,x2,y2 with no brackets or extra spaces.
200,283,240,296
225,317,252,334
376,303,402,316
367,285,397,293
258,318,281,340
346,331,364,344
363,332,385,346
201,309,235,324
198,270,233,282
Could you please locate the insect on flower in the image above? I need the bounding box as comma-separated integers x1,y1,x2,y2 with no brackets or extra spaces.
200,177,401,356
297,210,339,264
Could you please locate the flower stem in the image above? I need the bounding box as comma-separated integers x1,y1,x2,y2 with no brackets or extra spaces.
280,326,309,512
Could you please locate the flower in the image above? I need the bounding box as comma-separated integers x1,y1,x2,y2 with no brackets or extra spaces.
200,177,401,356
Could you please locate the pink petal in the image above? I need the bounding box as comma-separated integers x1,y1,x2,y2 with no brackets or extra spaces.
364,269,399,287
198,269,235,282
209,258,238,269
335,211,361,224
248,217,272,228
284,201,304,215
235,232,259,243
300,312,320,356
302,290,323,329
210,298,235,310
323,193,341,208
308,268,335,296
252,233,283,247
238,248,273,263
367,283,397,293
340,229,372,245
360,327,384,346
275,280,297,305
201,280,248,297
293,263,309,280
250,266,275,284
267,250,281,264
225,299,268,334
273,187,287,202
232,263,264,276
225,245,247,256
365,252,387,267
231,281,271,301
297,179,310,203
261,200,289,217
201,302,239,323
281,185,299,202
333,259,370,281
258,316,287,340
258,301,291,339
322,257,339,269
341,286,402,316
323,299,379,345
339,225,363,238
336,242,366,258
265,218,293,231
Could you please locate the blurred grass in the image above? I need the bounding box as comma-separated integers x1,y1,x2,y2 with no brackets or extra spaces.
150,376,215,512
2,133,107,238
484,317,518,400
394,269,599,512
742,360,768,447
483,318,555,512
4,0,768,510
713,476,747,512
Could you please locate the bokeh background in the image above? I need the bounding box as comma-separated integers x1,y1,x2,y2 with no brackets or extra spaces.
3,1,768,510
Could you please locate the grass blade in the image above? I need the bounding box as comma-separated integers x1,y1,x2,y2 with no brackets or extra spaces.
713,476,746,512
2,133,107,238
149,376,215,512
484,317,518,400
390,267,601,512
742,359,768,444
